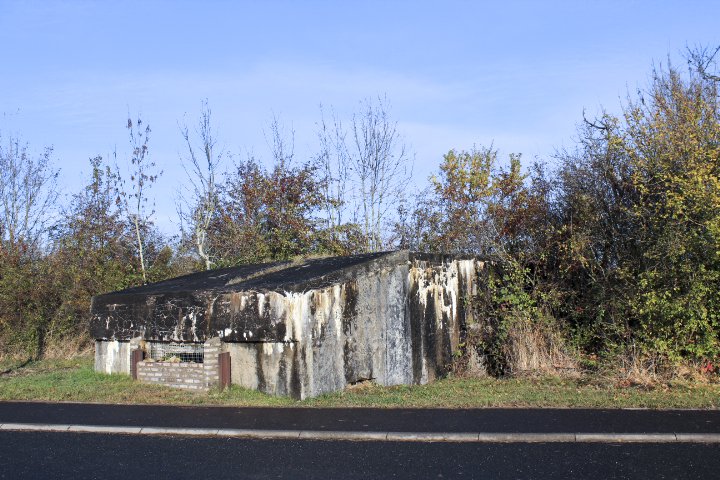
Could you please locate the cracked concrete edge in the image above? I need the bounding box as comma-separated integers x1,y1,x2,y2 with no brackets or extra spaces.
2,424,720,442
0,423,72,432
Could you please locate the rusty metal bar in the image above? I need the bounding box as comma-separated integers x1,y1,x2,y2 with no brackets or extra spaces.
218,352,231,389
131,349,144,379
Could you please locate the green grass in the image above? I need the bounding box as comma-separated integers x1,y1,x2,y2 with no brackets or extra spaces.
304,377,720,409
0,356,294,406
2,355,719,409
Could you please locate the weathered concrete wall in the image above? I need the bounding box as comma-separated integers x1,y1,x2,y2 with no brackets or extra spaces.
407,257,477,384
216,255,478,399
340,263,411,388
225,342,300,397
222,263,414,399
92,252,480,399
94,340,131,375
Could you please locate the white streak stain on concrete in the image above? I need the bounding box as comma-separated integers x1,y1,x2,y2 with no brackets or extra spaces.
257,293,265,317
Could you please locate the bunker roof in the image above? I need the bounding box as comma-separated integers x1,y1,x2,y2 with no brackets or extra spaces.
103,251,428,296
90,251,481,344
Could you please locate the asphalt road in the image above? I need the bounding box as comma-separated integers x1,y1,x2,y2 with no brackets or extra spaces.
2,401,720,434
3,402,720,479
2,430,719,479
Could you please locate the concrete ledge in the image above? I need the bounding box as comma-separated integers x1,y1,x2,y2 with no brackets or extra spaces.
139,427,219,436
0,423,72,432
1,423,719,443
299,431,388,441
386,432,479,442
477,433,576,443
575,433,677,443
68,425,143,434
675,434,720,443
216,429,301,439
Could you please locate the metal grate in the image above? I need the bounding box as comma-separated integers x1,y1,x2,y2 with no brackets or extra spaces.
147,342,204,363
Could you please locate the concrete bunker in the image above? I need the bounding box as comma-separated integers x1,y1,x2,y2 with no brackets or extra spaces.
90,251,480,399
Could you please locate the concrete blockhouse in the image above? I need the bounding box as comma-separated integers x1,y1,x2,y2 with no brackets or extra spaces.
90,251,480,399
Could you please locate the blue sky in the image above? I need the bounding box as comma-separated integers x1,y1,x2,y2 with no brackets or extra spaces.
1,0,718,232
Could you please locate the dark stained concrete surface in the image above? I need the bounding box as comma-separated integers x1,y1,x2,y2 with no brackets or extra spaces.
2,402,720,434
2,430,719,479
99,252,397,296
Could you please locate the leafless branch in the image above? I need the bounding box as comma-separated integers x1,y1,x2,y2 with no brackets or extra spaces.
176,99,224,270
0,127,59,246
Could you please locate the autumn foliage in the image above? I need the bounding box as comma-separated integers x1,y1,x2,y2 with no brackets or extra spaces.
2,49,720,377
396,51,720,374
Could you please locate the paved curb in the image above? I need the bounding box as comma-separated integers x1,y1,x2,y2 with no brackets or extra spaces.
575,433,678,443
477,433,576,443
2,423,720,443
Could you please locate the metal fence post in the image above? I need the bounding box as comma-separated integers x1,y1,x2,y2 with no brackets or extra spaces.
218,352,231,389
131,349,144,379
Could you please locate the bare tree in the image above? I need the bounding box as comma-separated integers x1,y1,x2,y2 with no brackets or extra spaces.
177,100,224,270
264,111,295,170
0,127,59,245
118,114,161,283
314,97,413,251
350,96,413,251
316,104,352,229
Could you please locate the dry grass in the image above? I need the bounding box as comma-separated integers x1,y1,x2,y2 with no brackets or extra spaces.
581,348,720,389
462,313,580,380
0,333,93,365
40,334,94,361
503,314,580,378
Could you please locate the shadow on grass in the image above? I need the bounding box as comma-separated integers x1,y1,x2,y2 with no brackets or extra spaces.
0,358,33,375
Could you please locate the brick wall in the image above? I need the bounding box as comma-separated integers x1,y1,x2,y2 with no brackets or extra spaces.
135,337,224,392
203,337,221,388
137,361,206,390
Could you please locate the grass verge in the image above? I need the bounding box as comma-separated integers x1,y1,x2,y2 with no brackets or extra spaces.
1,355,719,409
